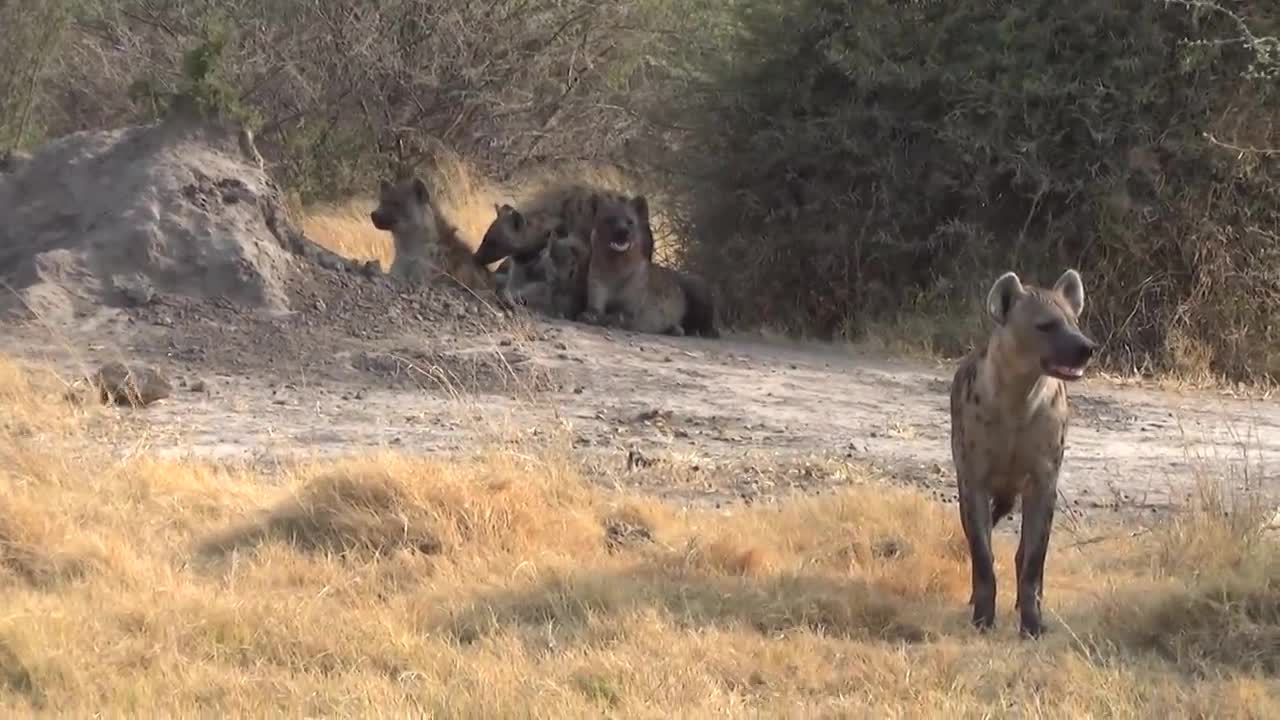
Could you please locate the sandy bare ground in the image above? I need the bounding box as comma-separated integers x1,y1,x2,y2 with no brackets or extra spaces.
5,299,1278,518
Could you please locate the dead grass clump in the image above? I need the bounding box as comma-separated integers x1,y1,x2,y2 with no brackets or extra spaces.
200,469,445,557
761,486,973,601
199,452,604,561
0,637,48,711
0,496,92,588
1140,459,1273,577
0,357,93,438
602,499,670,552
1105,552,1280,675
673,536,776,578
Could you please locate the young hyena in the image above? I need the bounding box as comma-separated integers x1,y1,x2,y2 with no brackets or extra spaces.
950,269,1098,638
473,184,655,272
474,185,657,320
369,176,493,293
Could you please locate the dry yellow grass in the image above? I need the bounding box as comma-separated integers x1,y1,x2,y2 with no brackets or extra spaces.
1,353,1278,716
300,200,395,268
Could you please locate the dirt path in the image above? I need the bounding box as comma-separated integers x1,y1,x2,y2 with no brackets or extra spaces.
6,300,1278,517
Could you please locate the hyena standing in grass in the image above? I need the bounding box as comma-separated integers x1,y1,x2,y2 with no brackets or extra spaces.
949,269,1097,637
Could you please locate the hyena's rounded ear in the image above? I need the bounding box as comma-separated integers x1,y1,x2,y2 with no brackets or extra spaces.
411,177,429,203
1053,268,1085,316
986,271,1025,325
630,195,650,223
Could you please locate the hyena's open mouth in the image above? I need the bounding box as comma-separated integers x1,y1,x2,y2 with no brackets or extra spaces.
1043,353,1092,381
1045,363,1085,381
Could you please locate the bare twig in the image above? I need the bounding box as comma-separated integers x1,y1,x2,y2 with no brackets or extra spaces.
1202,131,1280,156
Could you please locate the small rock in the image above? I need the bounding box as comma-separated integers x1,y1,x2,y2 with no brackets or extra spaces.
626,448,657,471
604,518,654,552
188,378,207,393
1264,507,1280,533
91,362,172,407
0,149,31,174
111,273,157,307
873,537,910,559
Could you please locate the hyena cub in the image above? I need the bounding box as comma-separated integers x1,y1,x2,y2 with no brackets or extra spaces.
474,184,655,270
950,269,1097,638
474,184,656,320
582,195,719,338
369,176,493,292
478,203,583,317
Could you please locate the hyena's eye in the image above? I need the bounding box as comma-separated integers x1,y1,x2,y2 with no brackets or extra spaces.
1035,319,1058,333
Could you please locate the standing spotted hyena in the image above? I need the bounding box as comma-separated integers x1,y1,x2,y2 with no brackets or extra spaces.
949,269,1097,638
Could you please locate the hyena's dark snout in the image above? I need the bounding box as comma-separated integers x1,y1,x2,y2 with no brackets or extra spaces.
1070,334,1098,367
369,209,392,230
1047,331,1098,379
474,236,504,265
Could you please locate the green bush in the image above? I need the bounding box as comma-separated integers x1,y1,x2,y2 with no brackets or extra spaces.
0,0,78,152
659,0,1280,381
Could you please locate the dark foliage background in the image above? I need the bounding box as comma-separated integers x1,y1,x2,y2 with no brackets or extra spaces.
3,0,1278,382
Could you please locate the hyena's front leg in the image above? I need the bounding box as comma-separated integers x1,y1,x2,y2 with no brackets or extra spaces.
1016,468,1059,638
959,470,998,631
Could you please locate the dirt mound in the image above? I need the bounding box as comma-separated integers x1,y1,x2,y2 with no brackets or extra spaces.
0,112,371,322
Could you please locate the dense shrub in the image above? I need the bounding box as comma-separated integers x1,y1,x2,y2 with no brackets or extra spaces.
5,0,1280,383
0,0,666,202
656,0,1280,381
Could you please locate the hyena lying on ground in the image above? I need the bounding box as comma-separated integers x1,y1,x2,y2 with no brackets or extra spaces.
949,269,1097,638
581,195,719,338
369,176,493,293
478,203,566,315
475,184,655,320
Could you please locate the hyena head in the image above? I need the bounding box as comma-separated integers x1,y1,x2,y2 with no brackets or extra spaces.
475,203,537,266
370,176,435,233
548,224,588,282
986,269,1098,382
590,195,649,256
